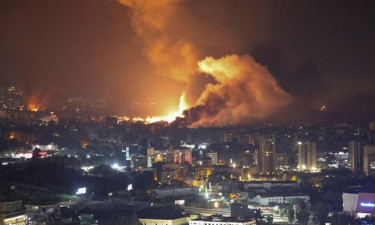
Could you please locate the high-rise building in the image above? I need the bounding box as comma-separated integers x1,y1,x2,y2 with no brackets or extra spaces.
257,136,276,174
349,141,365,173
363,145,375,177
298,141,317,172
275,135,295,153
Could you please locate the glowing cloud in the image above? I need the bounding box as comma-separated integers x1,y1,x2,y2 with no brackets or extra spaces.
118,0,198,83
178,54,292,127
119,0,292,126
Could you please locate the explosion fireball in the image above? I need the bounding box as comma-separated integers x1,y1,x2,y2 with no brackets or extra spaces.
118,0,292,126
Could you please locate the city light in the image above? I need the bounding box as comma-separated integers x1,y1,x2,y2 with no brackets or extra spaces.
0,1,373,224
76,187,86,195
111,163,119,169
360,202,375,207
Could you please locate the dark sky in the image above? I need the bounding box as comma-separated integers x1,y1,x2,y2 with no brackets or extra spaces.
0,0,374,120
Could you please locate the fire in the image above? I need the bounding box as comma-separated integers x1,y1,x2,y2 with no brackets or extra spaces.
145,92,187,123
26,92,48,112
116,92,188,124
27,103,42,112
118,0,291,127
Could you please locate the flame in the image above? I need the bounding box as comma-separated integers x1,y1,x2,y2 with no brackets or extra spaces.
26,92,48,112
117,0,291,127
116,92,188,124
27,103,42,112
145,92,187,123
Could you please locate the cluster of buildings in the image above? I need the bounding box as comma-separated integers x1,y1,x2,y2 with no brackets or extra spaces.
343,191,375,218
349,141,375,176
0,200,27,225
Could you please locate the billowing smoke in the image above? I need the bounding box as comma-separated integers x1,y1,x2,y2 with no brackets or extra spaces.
118,0,198,84
26,90,50,112
119,0,292,127
178,54,292,127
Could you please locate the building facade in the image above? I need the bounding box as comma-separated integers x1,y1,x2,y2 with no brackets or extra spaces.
298,141,317,172
363,145,375,176
349,141,364,173
190,216,256,225
0,200,27,225
140,215,197,225
257,136,276,175
343,192,375,217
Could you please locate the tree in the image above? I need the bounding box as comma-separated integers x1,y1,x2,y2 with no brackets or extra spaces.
296,208,309,225
90,164,116,177
290,199,310,225
312,201,329,225
121,211,142,225
288,209,295,223
255,209,262,223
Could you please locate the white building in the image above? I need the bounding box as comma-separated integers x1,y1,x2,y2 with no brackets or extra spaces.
140,215,198,225
147,148,192,165
207,152,218,165
251,195,310,207
343,192,375,217
31,143,58,151
190,216,256,225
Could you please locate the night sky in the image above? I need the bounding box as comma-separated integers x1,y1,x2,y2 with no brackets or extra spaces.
0,0,374,123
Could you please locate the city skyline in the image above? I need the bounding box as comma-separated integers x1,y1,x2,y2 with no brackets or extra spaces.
1,0,375,126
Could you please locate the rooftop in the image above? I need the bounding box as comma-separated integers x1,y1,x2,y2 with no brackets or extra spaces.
192,215,255,223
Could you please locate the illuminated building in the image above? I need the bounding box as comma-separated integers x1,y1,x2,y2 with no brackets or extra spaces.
0,200,27,225
363,145,375,177
130,155,147,171
297,140,317,172
343,191,375,217
41,112,59,125
190,216,256,225
256,136,276,174
275,153,290,170
160,169,179,184
147,149,192,165
31,143,58,151
349,141,365,173
123,147,131,161
207,152,218,165
140,215,198,225
250,194,309,207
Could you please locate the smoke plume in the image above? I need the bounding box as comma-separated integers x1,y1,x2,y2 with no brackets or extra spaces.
119,0,292,127
179,54,292,127
118,0,198,83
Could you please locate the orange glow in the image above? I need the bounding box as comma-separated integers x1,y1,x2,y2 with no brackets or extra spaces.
27,103,42,112
117,1,291,127
115,92,188,124
145,92,187,123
